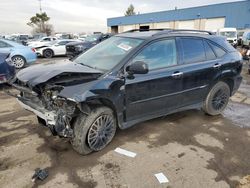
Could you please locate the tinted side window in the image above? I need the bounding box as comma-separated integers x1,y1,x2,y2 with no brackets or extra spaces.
133,39,177,70
42,38,50,41
180,38,206,64
0,41,11,48
58,41,69,45
204,40,216,60
209,42,226,57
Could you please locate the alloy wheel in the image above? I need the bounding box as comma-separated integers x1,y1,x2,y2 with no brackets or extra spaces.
12,56,25,68
212,89,229,111
87,114,116,151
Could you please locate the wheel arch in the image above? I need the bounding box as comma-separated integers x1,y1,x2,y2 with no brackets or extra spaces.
42,48,54,56
11,54,27,62
78,97,121,129
219,77,234,96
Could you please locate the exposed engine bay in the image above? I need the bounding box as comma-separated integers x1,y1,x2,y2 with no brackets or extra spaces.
10,60,103,138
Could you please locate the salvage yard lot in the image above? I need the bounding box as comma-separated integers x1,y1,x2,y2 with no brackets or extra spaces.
0,58,250,188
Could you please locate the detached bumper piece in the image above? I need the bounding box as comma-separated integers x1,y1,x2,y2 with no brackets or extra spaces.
18,98,74,138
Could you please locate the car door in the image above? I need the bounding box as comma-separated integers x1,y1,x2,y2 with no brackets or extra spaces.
176,37,223,106
125,38,184,121
53,41,69,55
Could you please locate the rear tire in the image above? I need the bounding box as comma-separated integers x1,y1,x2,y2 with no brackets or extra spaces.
43,49,54,58
71,106,116,155
203,81,230,116
12,55,26,69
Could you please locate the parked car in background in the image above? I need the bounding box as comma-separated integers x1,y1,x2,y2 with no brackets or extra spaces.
12,29,242,155
0,39,37,68
27,37,57,48
242,30,250,48
0,53,15,84
217,28,237,48
237,30,245,46
32,33,47,40
66,33,113,59
8,34,30,46
34,39,80,58
78,34,88,41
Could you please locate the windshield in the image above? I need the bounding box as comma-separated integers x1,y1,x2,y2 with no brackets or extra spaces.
74,36,144,71
220,31,237,38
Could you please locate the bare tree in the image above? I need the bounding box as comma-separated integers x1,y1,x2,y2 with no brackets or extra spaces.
125,4,136,16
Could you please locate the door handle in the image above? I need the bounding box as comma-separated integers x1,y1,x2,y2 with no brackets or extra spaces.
213,63,221,68
172,72,183,78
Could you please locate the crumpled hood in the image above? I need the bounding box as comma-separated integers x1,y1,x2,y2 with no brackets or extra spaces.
16,59,102,87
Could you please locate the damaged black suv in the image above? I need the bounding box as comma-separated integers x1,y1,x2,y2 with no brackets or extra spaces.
11,29,242,155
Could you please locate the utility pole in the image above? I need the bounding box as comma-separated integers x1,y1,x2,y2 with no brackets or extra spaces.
38,0,43,32
38,0,42,13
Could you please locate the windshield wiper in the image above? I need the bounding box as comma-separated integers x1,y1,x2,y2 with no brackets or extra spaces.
79,63,106,72
80,63,96,69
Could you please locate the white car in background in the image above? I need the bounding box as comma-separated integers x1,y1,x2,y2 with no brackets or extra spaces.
34,39,80,58
217,28,237,47
27,37,57,48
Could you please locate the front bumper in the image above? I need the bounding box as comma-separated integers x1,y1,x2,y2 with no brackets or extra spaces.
17,98,56,125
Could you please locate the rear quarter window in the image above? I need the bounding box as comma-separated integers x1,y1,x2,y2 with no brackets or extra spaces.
208,42,226,58
179,38,206,64
204,40,216,60
210,36,235,52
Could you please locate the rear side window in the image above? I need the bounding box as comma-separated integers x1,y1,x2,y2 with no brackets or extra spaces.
204,40,216,60
0,41,11,48
179,38,206,64
208,42,226,58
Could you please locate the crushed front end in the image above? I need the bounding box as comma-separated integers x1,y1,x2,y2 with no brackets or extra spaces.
13,80,77,138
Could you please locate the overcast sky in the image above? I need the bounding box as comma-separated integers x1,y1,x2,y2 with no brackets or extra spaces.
0,0,244,34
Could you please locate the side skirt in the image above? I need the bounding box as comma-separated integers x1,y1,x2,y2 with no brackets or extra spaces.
120,102,202,130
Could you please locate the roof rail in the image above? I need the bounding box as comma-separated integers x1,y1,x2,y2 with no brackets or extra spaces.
123,28,169,33
154,29,214,36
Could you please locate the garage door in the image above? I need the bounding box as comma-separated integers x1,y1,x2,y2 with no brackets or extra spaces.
205,17,225,31
178,20,195,29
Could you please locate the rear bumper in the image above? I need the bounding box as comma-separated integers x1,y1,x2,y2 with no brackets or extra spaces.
232,75,242,95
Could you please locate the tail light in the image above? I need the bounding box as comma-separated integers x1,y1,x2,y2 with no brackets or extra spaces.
32,48,36,52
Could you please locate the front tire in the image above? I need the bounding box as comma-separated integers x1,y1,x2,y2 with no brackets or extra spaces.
71,106,116,155
203,81,230,116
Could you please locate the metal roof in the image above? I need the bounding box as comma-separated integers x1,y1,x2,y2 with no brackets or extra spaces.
107,1,250,29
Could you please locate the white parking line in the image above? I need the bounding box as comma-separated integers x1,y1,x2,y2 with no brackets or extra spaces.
154,173,169,184
114,147,137,158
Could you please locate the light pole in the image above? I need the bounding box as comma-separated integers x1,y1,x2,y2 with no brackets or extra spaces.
38,0,43,13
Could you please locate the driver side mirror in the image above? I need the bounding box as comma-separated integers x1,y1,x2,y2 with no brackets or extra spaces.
126,61,149,76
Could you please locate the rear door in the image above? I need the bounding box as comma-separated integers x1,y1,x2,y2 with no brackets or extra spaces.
176,37,224,106
125,38,184,121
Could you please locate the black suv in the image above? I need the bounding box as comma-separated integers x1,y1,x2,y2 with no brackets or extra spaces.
11,29,242,155
66,33,113,59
